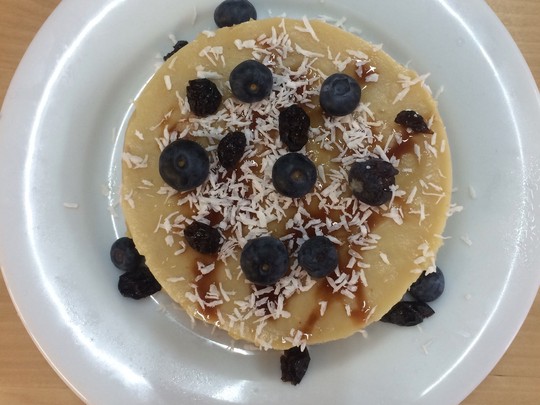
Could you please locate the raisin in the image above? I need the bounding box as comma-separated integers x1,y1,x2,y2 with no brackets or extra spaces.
279,105,310,151
163,40,188,61
380,301,435,326
280,346,310,385
184,221,222,254
413,301,436,318
186,79,222,117
118,264,161,300
218,131,247,169
394,110,434,134
348,158,398,206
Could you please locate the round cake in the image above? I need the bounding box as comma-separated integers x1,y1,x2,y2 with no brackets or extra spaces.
121,17,452,350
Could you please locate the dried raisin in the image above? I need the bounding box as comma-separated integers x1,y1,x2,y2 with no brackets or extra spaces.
280,346,310,385
217,131,247,169
118,264,161,300
348,158,398,206
279,104,310,151
380,301,435,326
163,40,188,61
186,79,222,117
184,221,222,254
394,110,434,134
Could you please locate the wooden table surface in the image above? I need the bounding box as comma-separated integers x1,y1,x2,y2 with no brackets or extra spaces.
1,0,538,403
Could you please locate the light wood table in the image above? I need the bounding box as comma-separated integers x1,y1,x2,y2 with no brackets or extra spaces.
1,0,538,403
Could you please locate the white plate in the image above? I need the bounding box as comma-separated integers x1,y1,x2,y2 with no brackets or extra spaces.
1,0,539,403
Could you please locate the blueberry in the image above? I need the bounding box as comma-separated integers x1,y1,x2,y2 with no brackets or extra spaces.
214,0,257,28
110,237,143,271
118,263,161,300
159,139,210,191
348,158,398,206
240,236,289,285
272,153,317,198
184,221,222,254
380,301,435,326
298,236,338,278
319,73,361,116
409,267,445,302
280,346,311,385
163,40,188,61
217,131,247,169
394,110,434,134
229,60,273,103
186,78,222,117
279,105,310,152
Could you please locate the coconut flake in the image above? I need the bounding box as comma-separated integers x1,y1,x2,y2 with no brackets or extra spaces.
202,30,216,38
122,152,149,169
164,75,172,91
379,252,390,265
167,276,185,283
460,235,473,246
468,185,477,199
294,16,320,42
295,43,324,58
319,301,328,316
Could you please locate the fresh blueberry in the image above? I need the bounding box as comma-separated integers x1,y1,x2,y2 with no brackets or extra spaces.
272,153,317,198
110,237,143,271
214,0,257,28
240,236,289,285
186,78,222,117
217,131,247,169
279,104,310,152
319,73,361,116
409,267,445,302
348,158,398,206
118,263,161,300
298,236,338,278
229,60,273,103
380,301,435,326
159,139,210,191
184,221,222,254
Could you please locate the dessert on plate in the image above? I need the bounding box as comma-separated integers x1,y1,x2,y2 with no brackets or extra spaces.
119,13,452,353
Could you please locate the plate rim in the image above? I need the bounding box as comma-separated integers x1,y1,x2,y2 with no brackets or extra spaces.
1,0,539,403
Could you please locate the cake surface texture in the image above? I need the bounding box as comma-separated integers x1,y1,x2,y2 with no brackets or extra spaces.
121,17,452,350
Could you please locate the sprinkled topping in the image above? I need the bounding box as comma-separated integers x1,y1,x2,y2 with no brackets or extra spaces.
294,17,320,42
122,152,149,169
460,235,473,246
393,73,431,104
